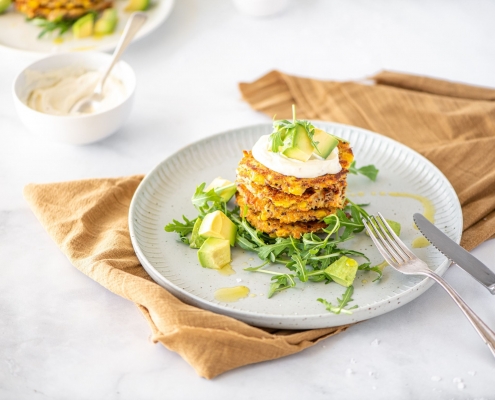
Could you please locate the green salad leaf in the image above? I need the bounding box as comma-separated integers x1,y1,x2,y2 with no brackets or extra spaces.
317,285,358,315
349,161,379,181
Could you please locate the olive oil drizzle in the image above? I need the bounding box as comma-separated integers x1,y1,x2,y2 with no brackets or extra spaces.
214,286,250,302
218,263,235,276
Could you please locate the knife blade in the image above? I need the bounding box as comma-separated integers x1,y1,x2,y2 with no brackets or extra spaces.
413,213,495,294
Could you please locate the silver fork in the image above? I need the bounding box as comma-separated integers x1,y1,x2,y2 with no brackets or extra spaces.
363,212,495,359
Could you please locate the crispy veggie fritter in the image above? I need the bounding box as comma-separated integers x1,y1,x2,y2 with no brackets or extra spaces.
15,0,112,21
236,141,353,196
237,194,328,239
235,139,352,238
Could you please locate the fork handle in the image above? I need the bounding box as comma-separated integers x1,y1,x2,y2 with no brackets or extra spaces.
424,270,495,358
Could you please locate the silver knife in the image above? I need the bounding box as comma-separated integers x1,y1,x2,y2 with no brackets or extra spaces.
413,213,495,295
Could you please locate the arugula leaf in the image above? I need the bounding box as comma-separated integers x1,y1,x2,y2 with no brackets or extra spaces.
256,237,293,261
268,274,296,298
349,161,379,181
164,216,196,244
30,17,74,39
269,106,322,157
191,182,225,216
317,286,358,314
358,262,383,282
290,253,309,282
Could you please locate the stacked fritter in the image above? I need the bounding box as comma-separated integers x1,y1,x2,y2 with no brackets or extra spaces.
236,141,354,238
15,0,112,21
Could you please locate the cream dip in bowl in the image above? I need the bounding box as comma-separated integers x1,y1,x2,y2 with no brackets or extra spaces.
13,52,136,145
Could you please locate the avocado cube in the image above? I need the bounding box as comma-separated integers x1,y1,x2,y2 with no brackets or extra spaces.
94,9,118,35
205,177,237,203
366,219,401,237
189,218,205,249
313,128,340,159
324,256,358,287
198,210,237,246
282,125,314,162
72,13,94,39
125,0,149,12
384,220,401,236
198,238,231,269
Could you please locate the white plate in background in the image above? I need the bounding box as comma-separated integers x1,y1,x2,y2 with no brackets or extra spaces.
0,0,174,54
129,122,462,329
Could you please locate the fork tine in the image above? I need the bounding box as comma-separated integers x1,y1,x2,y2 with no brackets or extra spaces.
377,212,415,259
371,215,410,262
362,217,399,267
368,216,408,263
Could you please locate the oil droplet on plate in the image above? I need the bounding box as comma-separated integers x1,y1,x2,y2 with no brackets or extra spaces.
362,279,368,284
388,192,435,227
412,236,430,248
214,286,250,302
376,261,388,271
218,263,235,276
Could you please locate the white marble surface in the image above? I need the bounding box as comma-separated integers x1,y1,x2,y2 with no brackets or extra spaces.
1,0,495,398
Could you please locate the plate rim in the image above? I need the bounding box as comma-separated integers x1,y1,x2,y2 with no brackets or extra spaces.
0,0,175,55
129,121,463,328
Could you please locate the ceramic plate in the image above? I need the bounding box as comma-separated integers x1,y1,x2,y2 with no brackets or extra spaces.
129,122,462,329
0,0,174,54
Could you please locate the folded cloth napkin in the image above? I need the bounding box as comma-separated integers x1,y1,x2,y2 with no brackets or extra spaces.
24,71,495,379
239,70,495,250
24,176,349,379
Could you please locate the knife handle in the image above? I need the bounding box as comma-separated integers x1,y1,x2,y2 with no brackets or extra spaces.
424,270,495,358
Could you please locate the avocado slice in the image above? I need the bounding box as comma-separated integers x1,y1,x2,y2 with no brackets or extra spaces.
125,0,149,12
197,238,231,269
189,218,205,249
205,177,237,203
198,210,237,246
366,219,401,237
282,124,314,162
313,128,340,159
72,13,94,39
0,0,12,13
324,256,358,287
94,8,118,35
384,220,401,236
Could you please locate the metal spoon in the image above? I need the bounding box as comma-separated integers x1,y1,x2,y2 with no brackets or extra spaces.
70,12,147,115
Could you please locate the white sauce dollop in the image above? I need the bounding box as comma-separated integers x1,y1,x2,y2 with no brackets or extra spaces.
24,67,126,116
251,135,342,178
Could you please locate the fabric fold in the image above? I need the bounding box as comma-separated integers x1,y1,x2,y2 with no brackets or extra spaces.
23,176,349,380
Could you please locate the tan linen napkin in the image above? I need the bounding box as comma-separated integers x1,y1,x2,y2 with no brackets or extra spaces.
239,70,495,250
24,176,349,379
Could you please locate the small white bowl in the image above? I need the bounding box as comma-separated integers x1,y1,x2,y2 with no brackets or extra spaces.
12,52,136,145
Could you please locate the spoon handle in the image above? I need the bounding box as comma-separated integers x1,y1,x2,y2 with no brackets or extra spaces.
96,12,148,96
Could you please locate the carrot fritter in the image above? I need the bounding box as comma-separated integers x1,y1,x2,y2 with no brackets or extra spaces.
236,185,337,223
14,0,112,21
237,195,327,238
235,137,352,238
236,141,353,196
236,179,347,210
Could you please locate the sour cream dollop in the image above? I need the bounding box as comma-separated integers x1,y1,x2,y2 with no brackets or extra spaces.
251,135,342,178
24,67,126,116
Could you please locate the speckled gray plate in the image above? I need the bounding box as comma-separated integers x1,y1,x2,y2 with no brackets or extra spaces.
129,122,462,329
